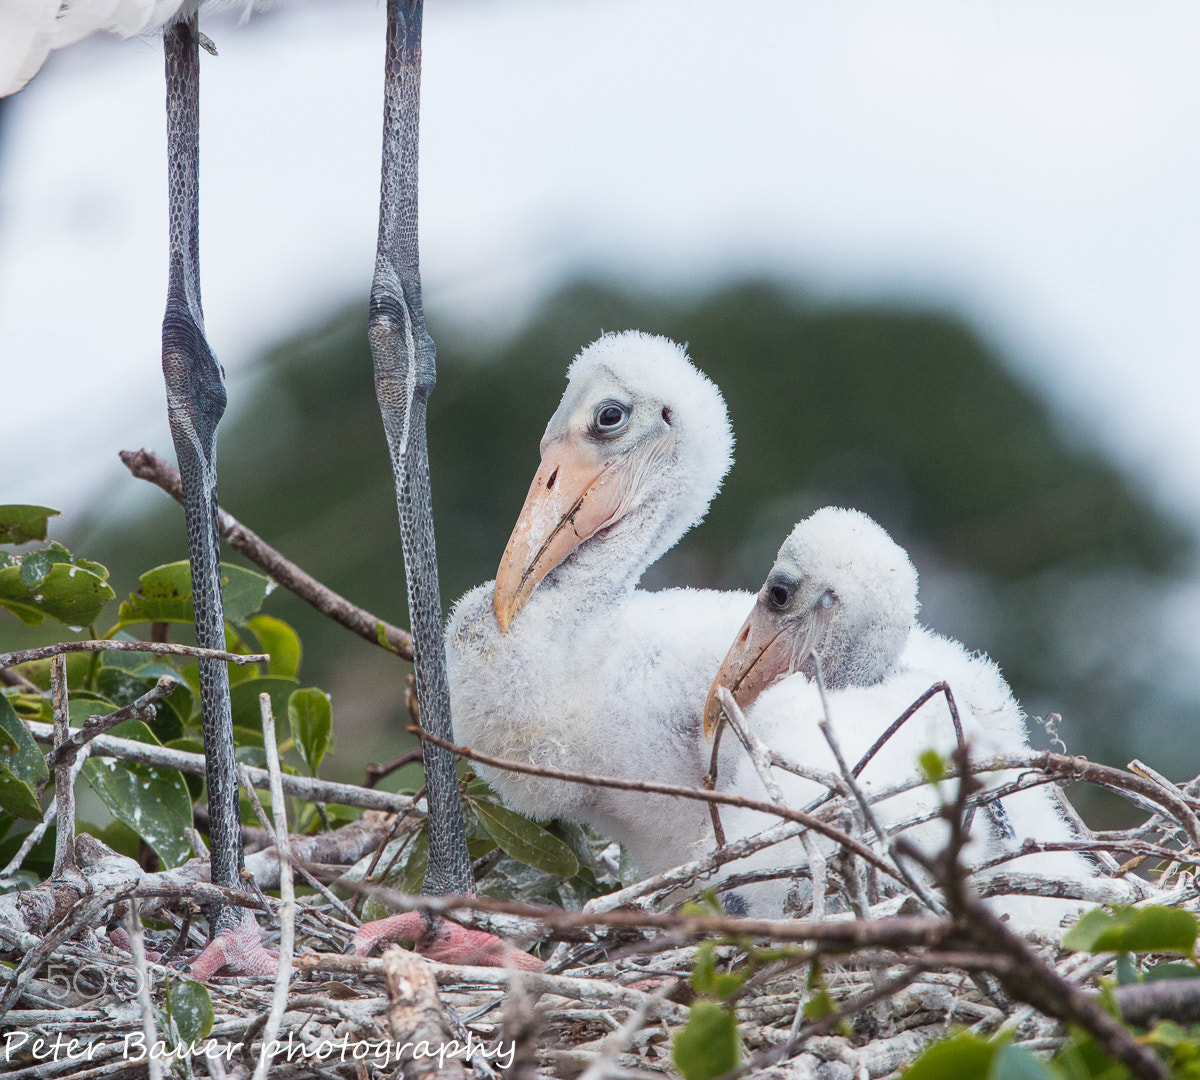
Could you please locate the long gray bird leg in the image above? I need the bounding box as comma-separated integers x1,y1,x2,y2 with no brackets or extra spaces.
369,0,473,897
162,17,243,940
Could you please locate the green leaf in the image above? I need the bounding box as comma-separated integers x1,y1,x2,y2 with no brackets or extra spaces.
0,693,47,786
20,550,54,588
903,1032,997,1080
392,824,429,895
167,737,206,800
802,989,839,1021
221,565,273,625
80,720,193,868
288,688,332,776
75,558,109,582
1063,905,1197,956
992,1042,1059,1080
673,1000,740,1080
0,561,114,627
919,749,947,784
0,763,43,820
0,505,60,545
712,973,744,1001
245,615,302,679
167,980,214,1043
1143,961,1200,982
116,561,270,628
692,941,717,995
468,797,579,878
229,677,299,744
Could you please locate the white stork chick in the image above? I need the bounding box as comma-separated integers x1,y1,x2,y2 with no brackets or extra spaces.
704,507,1094,920
448,331,753,875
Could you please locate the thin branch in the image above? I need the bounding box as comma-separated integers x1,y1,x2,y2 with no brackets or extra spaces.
253,693,293,1080
120,447,415,659
316,887,956,952
127,898,164,1080
0,801,56,880
24,718,417,814
365,746,424,789
44,675,180,772
1111,977,1200,1025
576,981,675,1080
49,654,77,879
0,639,266,669
900,753,1169,1080
852,681,965,778
812,662,946,917
413,728,904,884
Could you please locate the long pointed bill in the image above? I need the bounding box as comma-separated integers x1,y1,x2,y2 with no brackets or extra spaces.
493,438,626,631
703,603,824,738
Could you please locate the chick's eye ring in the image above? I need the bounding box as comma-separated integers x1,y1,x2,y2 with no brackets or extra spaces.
595,402,628,430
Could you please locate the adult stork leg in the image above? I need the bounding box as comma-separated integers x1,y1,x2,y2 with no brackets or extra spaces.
353,0,542,967
161,18,275,980
366,0,473,899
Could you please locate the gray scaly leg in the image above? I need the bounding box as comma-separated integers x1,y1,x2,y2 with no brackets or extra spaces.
368,0,473,897
162,17,243,939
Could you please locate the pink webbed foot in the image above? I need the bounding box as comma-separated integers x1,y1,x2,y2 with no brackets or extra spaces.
352,911,544,971
185,910,283,981
107,924,163,964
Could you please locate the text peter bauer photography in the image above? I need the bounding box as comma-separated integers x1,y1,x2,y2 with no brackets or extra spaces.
2,1030,519,1068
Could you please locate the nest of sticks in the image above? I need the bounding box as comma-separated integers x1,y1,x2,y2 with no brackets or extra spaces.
3,661,1199,1080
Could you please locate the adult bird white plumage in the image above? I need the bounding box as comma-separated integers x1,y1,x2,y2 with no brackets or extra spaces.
705,507,1095,921
448,331,754,875
2,1,212,96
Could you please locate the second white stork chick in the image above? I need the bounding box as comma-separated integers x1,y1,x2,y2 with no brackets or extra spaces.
704,507,1095,919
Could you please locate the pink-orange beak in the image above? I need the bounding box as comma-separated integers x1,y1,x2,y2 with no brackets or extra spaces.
702,604,798,739
493,436,629,632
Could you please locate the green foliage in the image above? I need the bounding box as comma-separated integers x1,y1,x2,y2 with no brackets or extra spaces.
1062,905,1198,957
465,781,580,878
114,561,270,630
246,614,302,679
690,942,744,1002
288,687,333,776
0,692,46,820
673,1000,741,1080
919,748,947,784
0,512,323,873
904,1032,1002,1079
80,719,194,868
0,505,60,545
229,677,298,744
0,522,114,627
166,979,214,1044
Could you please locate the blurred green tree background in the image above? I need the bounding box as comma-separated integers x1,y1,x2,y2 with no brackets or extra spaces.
11,280,1193,822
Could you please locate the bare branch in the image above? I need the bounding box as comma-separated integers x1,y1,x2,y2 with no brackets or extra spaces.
24,717,417,814
44,675,180,772
413,728,904,884
0,639,266,669
121,446,415,659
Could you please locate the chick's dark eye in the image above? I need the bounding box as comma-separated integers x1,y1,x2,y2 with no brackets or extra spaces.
768,583,792,610
596,403,627,429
